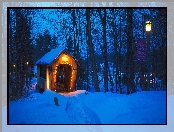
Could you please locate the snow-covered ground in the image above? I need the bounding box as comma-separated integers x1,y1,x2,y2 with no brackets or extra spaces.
8,88,166,124
3,88,174,132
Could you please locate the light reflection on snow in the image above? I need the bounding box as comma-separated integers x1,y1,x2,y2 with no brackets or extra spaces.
59,90,86,97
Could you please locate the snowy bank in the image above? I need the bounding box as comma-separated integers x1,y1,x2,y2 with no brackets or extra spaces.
8,90,166,124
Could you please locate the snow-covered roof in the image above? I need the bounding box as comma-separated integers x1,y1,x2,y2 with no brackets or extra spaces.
36,46,65,65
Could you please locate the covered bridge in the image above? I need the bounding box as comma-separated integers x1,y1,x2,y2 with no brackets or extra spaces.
36,47,78,92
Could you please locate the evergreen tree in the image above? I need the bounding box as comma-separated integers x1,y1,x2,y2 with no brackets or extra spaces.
11,9,34,100
35,29,52,62
67,36,73,53
8,9,17,101
51,34,58,49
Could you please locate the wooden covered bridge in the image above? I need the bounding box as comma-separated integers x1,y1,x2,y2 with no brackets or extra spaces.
36,47,78,92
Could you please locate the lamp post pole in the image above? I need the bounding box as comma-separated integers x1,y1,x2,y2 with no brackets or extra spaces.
146,31,150,91
146,20,152,91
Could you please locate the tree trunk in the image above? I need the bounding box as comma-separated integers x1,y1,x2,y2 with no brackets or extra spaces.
118,12,122,94
126,9,135,94
72,9,77,56
103,9,108,92
86,9,100,92
97,9,108,92
111,9,119,93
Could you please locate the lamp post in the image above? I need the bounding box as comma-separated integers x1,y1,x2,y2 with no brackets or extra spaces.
146,20,152,91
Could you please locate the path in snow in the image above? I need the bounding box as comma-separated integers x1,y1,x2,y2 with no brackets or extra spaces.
65,95,101,124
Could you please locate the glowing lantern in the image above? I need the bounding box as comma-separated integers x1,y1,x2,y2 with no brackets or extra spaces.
146,20,152,32
62,55,68,63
